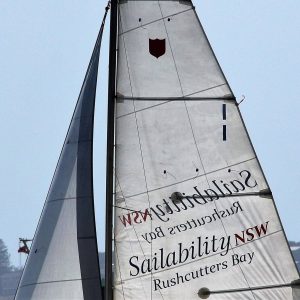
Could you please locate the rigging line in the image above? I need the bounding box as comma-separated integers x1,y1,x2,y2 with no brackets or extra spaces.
114,229,283,285
119,7,194,35
206,282,300,296
121,157,256,199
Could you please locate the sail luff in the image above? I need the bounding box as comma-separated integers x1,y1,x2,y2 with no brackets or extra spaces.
105,1,118,300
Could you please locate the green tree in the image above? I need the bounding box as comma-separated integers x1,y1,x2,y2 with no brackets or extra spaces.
0,239,11,275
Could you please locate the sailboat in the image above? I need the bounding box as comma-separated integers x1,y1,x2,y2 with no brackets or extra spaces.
14,0,300,299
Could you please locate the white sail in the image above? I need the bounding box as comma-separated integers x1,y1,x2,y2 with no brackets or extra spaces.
14,29,103,300
114,1,300,299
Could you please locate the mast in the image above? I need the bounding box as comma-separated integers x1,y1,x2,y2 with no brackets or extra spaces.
105,0,118,299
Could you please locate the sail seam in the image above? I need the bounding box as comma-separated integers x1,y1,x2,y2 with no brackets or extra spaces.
115,175,146,258
132,77,154,300
117,12,151,300
77,236,96,239
114,243,126,299
186,83,228,97
67,139,92,144
151,4,254,297
19,276,100,288
120,6,168,295
114,229,283,284
117,157,256,199
116,83,232,119
116,95,234,101
47,196,92,203
117,101,170,119
119,7,194,35
183,84,256,298
114,173,148,300
114,190,271,213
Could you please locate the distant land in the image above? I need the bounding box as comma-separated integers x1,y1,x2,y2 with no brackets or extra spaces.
1,243,299,300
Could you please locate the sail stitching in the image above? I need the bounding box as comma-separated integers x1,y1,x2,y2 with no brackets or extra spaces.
120,7,170,298
118,13,161,300
192,8,234,96
122,6,180,295
19,276,100,288
117,101,170,119
119,157,256,199
186,100,257,298
67,139,92,144
114,243,127,299
157,3,256,297
186,102,258,297
185,83,228,97
115,175,146,257
120,6,155,295
48,196,92,203
116,84,232,119
117,16,136,300
114,229,283,284
132,79,154,300
114,173,148,299
116,97,234,119
119,7,194,35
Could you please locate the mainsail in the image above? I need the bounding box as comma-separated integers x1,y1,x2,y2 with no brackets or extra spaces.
113,0,300,299
13,8,109,300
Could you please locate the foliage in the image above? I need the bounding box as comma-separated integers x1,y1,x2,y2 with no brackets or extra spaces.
0,239,12,276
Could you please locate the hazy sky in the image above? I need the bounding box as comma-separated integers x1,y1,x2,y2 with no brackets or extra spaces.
0,1,299,267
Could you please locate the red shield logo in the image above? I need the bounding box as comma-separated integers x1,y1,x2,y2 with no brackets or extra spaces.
149,39,166,58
